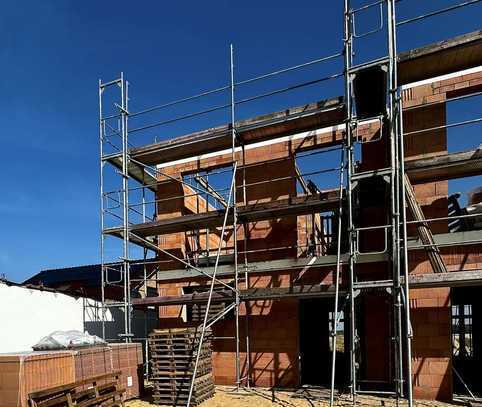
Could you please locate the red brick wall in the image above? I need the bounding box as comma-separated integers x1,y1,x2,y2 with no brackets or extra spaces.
155,144,301,387
409,287,452,400
354,69,482,398
237,155,298,263
403,77,450,400
156,271,302,387
401,69,482,400
152,69,482,398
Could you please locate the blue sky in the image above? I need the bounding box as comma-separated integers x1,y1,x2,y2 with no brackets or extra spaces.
0,1,481,282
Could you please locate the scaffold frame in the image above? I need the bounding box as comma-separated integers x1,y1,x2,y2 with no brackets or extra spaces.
96,2,482,406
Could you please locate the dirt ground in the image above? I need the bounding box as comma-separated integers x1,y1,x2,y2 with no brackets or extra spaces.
126,386,461,407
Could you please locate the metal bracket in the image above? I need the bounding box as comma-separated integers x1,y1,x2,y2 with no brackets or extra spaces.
115,102,130,115
118,333,135,338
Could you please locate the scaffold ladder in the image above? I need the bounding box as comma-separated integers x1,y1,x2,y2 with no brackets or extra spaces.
334,1,414,405
404,173,447,274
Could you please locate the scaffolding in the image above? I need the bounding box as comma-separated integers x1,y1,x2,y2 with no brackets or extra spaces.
97,1,482,406
332,0,411,404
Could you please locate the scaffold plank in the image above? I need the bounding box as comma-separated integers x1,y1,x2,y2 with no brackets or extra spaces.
104,190,340,239
131,269,482,307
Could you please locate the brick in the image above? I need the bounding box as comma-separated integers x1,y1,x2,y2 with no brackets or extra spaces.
150,74,467,400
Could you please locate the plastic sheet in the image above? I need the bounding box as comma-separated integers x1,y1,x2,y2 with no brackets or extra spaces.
32,330,106,351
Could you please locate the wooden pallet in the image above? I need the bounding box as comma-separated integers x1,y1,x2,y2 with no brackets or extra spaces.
148,327,215,406
28,371,126,407
151,374,214,406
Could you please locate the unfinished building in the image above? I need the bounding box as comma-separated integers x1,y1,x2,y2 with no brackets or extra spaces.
93,1,482,405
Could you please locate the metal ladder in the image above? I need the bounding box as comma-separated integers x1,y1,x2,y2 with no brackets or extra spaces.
404,173,447,274
330,1,414,405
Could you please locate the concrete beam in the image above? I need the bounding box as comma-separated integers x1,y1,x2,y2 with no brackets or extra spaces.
405,148,482,183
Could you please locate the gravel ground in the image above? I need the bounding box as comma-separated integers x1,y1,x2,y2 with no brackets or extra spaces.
126,386,462,407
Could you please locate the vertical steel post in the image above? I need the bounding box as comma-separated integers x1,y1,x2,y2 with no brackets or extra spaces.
230,43,241,391
120,73,131,342
387,0,404,398
398,97,414,407
99,79,106,341
329,147,346,407
241,143,251,387
127,80,133,339
143,220,149,377
243,224,251,388
343,0,357,401
82,297,86,333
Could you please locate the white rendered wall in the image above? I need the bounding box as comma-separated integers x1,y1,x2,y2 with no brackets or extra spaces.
0,282,84,353
0,282,158,352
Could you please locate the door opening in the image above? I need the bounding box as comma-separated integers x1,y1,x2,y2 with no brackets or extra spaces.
299,298,346,387
451,287,481,397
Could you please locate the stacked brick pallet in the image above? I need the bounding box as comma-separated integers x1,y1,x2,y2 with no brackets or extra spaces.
74,343,144,399
148,328,214,406
0,343,144,407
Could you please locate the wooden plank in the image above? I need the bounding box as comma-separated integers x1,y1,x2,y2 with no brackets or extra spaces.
76,389,125,407
29,371,125,407
29,371,122,399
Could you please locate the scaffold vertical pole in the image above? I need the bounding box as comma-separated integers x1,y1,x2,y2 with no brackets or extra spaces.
230,43,241,391
398,95,414,407
386,0,404,400
98,79,106,341
120,73,132,342
343,0,357,402
329,146,346,407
